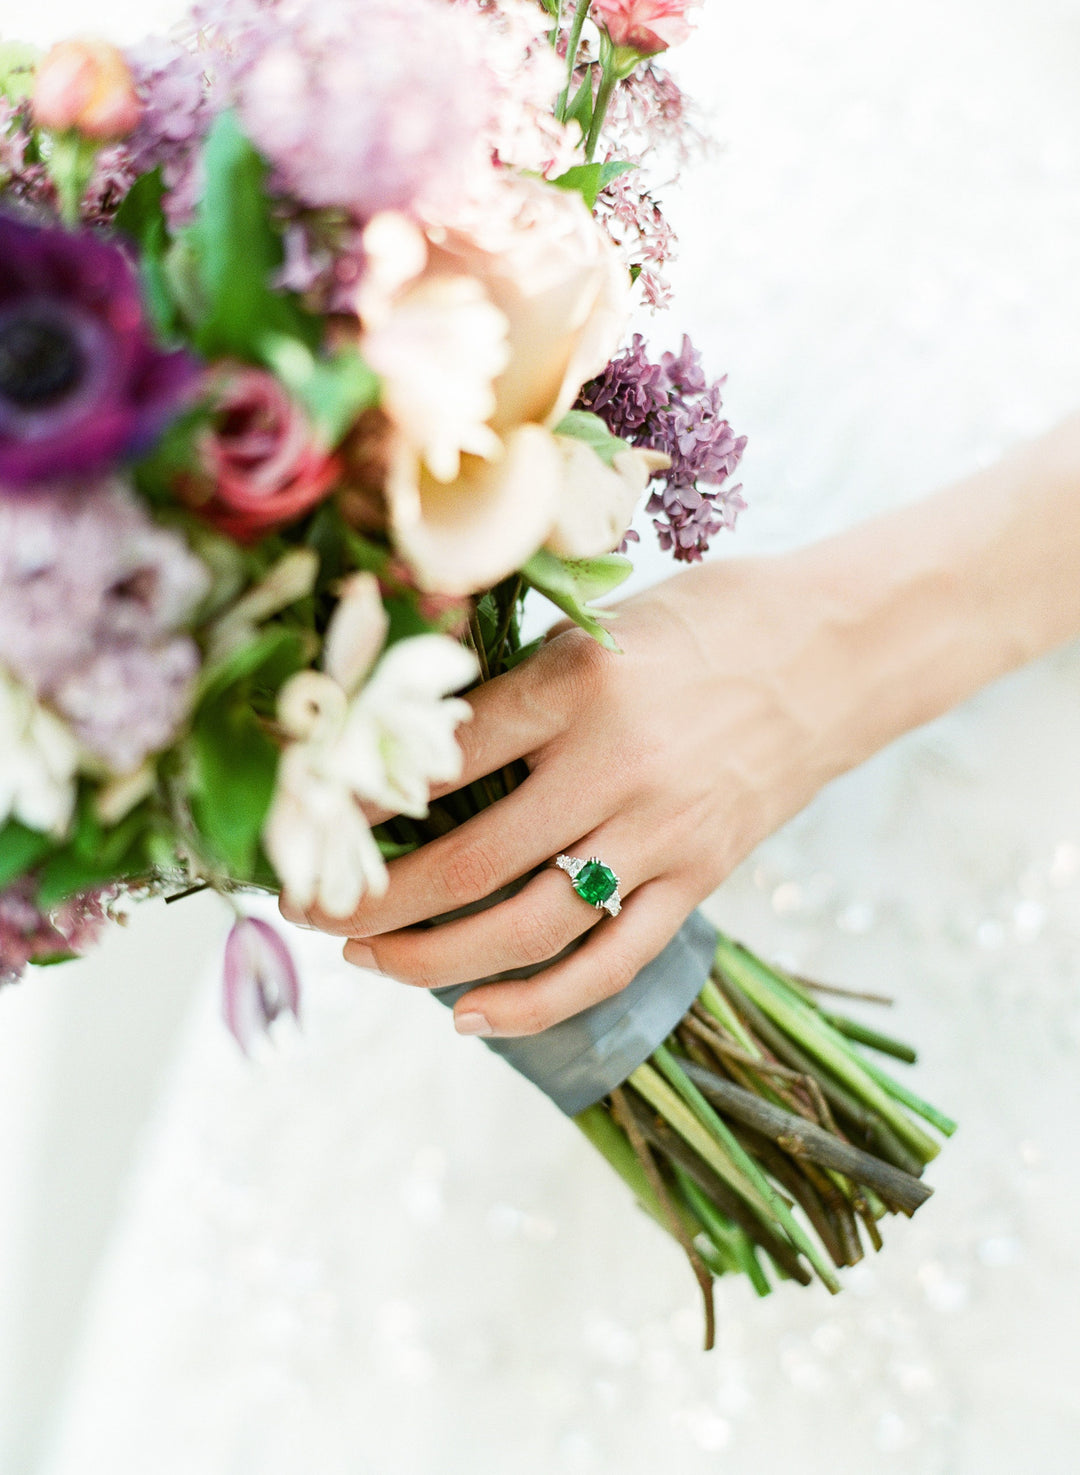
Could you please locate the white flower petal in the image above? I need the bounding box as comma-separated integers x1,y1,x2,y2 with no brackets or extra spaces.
545,438,666,559
323,571,389,695
363,273,509,483
0,671,79,838
386,423,564,595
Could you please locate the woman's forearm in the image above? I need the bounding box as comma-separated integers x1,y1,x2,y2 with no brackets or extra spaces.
667,412,1080,791
816,412,1080,770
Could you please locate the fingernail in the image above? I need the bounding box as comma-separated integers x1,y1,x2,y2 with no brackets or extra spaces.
345,942,379,971
454,1011,493,1037
279,896,312,927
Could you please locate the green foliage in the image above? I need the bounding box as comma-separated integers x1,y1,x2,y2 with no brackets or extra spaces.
551,158,636,210
383,593,441,647
522,548,633,652
36,800,152,909
0,42,38,102
197,625,307,709
183,111,318,360
342,527,392,577
554,409,631,466
564,69,595,134
0,821,53,890
261,334,380,448
189,694,279,878
114,167,178,339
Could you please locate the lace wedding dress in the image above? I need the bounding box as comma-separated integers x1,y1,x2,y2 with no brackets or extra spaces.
4,0,1080,1471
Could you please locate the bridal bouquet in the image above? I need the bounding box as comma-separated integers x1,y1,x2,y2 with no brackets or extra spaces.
0,0,953,1344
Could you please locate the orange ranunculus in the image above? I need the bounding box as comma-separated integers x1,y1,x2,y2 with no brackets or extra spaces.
31,39,141,141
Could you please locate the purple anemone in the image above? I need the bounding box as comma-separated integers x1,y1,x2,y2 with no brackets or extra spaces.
0,213,199,487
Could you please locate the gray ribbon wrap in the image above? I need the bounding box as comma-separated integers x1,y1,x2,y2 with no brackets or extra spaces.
432,908,717,1116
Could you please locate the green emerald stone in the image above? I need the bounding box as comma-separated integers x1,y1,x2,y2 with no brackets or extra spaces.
573,860,618,907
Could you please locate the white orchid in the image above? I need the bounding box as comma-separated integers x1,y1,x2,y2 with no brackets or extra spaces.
0,669,80,838
263,573,478,918
339,634,479,818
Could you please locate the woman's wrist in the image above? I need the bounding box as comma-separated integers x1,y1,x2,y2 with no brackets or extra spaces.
785,413,1080,776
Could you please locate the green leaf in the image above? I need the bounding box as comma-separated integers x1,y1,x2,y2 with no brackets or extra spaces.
343,528,391,577
0,42,38,103
522,548,633,651
503,634,545,671
551,158,637,210
197,625,307,707
114,168,178,338
554,408,631,467
184,111,318,359
35,802,152,908
565,68,595,135
0,821,53,890
384,594,441,647
190,696,279,877
261,334,380,447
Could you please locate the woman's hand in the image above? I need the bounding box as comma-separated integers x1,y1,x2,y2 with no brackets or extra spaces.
283,412,1080,1037
283,551,860,1037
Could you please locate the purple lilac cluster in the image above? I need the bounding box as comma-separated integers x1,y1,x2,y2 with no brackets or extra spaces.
0,483,209,774
0,878,115,984
580,334,747,562
0,97,51,208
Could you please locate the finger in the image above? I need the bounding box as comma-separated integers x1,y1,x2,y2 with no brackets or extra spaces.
342,845,644,987
449,879,689,1038
429,626,610,796
298,769,610,937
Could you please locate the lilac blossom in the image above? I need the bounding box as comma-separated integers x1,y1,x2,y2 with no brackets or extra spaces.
0,214,200,487
222,916,300,1054
579,333,747,562
0,878,115,985
0,98,52,209
595,168,678,309
127,0,492,226
0,481,210,772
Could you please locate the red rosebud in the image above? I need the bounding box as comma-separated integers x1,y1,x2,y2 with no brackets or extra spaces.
185,367,341,542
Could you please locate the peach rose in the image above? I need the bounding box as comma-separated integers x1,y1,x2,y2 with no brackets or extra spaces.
358,179,647,595
31,39,141,141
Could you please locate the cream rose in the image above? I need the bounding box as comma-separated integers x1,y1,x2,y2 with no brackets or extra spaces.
357,178,647,595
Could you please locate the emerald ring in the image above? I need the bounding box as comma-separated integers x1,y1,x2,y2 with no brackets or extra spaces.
554,854,622,918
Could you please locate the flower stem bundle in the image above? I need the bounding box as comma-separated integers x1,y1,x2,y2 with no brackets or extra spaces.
575,941,954,1344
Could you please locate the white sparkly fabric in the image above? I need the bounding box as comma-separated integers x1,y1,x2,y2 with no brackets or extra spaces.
22,0,1080,1471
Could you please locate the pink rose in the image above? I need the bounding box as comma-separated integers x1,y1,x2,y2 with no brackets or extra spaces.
184,368,341,543
31,39,141,141
590,0,693,58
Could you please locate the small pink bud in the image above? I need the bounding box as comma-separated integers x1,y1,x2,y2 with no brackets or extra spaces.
222,917,301,1055
590,0,693,59
32,39,142,142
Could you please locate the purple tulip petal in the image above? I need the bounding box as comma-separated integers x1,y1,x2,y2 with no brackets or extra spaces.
222,916,301,1055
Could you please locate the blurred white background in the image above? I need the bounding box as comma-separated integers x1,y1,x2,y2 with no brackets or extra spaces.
1,1,1080,1473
